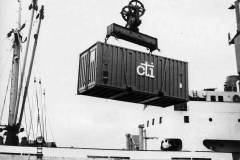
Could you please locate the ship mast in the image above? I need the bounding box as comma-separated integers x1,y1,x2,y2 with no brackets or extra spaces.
5,0,23,145
4,1,44,145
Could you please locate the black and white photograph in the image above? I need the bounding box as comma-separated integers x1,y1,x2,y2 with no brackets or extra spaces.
0,0,240,159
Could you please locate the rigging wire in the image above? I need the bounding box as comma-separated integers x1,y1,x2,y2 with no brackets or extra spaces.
41,87,55,142
43,89,47,141
0,71,11,124
30,84,37,140
27,93,35,140
38,78,45,140
34,77,43,138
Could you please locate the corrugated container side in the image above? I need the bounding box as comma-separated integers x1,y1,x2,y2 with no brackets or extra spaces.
78,42,188,107
98,42,188,96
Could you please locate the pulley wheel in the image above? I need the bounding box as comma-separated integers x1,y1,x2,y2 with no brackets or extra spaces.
128,0,145,17
121,6,131,21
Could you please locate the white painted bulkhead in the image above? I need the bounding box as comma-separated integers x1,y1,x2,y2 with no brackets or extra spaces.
143,101,240,151
205,91,240,102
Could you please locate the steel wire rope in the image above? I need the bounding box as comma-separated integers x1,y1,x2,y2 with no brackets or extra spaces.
42,89,47,141
27,93,35,140
38,79,45,140
30,85,37,139
34,78,43,138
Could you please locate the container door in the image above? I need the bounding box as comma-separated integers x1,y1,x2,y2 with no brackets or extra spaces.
88,48,97,87
78,47,97,91
79,51,89,91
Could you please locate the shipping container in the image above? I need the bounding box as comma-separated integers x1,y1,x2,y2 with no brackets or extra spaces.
77,42,188,107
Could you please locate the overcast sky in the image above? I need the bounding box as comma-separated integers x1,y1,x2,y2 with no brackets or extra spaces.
0,0,238,148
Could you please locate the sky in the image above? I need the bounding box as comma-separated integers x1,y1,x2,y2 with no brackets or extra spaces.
0,0,239,148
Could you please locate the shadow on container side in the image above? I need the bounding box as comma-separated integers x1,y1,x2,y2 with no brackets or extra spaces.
77,42,188,107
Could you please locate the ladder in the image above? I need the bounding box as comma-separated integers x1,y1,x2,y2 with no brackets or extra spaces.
36,146,43,160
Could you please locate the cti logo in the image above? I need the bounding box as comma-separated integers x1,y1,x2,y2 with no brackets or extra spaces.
136,61,155,78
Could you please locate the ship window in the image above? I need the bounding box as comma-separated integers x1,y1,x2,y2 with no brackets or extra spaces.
238,119,240,123
152,118,155,125
218,96,223,102
209,118,213,122
159,117,162,124
147,120,149,127
210,96,216,102
192,158,211,160
184,116,189,123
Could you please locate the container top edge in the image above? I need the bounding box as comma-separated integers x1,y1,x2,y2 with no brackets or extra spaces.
79,41,188,63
